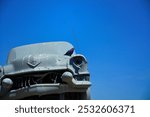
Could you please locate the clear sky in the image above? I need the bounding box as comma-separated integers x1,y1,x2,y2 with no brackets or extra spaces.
0,0,150,99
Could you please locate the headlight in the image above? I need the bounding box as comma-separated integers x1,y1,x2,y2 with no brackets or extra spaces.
0,66,3,78
70,55,87,69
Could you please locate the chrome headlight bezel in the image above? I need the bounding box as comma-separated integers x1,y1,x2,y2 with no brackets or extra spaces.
70,54,88,72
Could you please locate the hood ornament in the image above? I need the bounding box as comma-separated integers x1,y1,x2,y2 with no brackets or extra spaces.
27,55,41,68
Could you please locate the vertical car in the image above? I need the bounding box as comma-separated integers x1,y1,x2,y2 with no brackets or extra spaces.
0,42,91,99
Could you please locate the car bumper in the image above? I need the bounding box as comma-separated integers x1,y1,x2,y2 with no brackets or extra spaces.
0,80,91,99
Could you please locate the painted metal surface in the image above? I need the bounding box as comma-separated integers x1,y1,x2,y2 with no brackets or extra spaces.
0,42,91,99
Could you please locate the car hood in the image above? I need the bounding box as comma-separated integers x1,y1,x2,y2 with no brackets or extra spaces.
3,54,70,75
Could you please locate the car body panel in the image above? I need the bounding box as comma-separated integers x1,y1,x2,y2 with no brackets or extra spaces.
0,41,91,99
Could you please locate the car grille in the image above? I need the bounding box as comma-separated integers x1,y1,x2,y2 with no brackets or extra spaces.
9,71,64,90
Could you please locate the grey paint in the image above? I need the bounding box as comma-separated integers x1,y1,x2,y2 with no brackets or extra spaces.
0,41,91,99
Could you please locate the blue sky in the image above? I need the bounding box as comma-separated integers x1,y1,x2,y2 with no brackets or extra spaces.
0,0,150,99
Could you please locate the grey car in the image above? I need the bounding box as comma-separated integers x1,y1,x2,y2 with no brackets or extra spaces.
0,42,91,99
